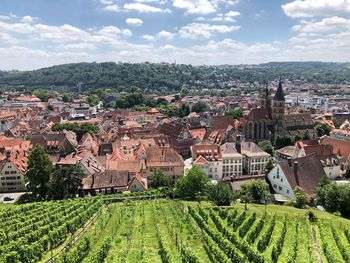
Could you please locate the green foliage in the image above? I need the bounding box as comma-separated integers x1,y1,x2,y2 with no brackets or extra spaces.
25,145,52,200
275,136,293,149
225,107,243,119
175,166,209,200
86,94,99,106
115,92,155,109
148,170,172,189
315,123,332,137
32,89,53,102
157,104,179,117
62,94,70,102
51,123,98,141
49,165,85,200
191,101,208,113
291,186,308,208
258,140,274,156
240,179,270,204
345,164,350,179
179,104,190,118
206,182,234,206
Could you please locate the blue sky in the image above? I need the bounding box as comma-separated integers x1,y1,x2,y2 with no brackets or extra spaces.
0,0,350,70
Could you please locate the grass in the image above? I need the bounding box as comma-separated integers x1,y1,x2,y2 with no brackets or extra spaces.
54,200,350,263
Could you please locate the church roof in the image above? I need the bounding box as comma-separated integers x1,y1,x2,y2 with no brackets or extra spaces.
273,79,285,101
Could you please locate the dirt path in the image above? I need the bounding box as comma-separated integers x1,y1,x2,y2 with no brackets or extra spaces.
312,225,323,263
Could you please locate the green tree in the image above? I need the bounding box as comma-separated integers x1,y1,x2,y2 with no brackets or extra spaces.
265,159,274,173
345,165,350,179
25,145,52,200
258,140,274,156
225,107,243,119
175,166,209,200
62,94,70,103
191,101,208,113
292,186,308,208
315,123,332,137
50,165,85,199
148,170,172,188
240,179,269,204
179,104,190,118
275,136,293,149
206,182,234,206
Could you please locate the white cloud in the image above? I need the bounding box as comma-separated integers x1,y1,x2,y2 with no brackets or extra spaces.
142,30,175,41
179,23,239,39
292,16,350,33
172,0,216,14
282,0,350,18
97,26,132,38
126,18,143,26
104,4,119,12
20,16,36,23
156,30,175,40
142,34,156,41
124,3,171,13
226,11,240,17
57,43,96,50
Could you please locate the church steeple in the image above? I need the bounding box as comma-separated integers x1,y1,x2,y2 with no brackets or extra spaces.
273,78,285,101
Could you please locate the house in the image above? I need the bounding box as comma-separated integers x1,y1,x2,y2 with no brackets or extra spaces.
0,150,28,193
191,143,223,180
220,142,244,177
321,136,350,169
144,146,184,181
241,141,270,175
267,154,326,199
82,170,147,195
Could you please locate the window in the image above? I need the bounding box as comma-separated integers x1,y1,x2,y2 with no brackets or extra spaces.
4,171,9,175
276,168,280,179
279,186,282,191
281,178,283,182
10,171,16,174
273,184,277,188
287,189,289,194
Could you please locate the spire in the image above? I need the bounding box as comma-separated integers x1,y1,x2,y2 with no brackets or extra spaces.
273,77,285,101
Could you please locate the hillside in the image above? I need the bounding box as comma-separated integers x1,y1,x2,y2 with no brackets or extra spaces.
1,62,350,92
1,198,350,262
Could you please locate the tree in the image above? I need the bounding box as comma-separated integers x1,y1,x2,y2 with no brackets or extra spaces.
179,104,190,118
191,101,208,113
175,166,209,200
49,165,85,199
240,179,269,204
51,123,98,141
315,123,332,137
292,186,308,208
275,136,293,149
25,145,52,200
258,140,274,156
265,159,274,173
148,170,172,188
206,182,234,206
345,165,350,179
225,108,243,119
62,94,70,103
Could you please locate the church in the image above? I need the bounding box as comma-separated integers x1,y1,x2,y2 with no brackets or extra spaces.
244,80,317,143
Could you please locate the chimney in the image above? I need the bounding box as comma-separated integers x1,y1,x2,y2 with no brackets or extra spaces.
287,157,292,167
294,161,300,186
235,135,241,154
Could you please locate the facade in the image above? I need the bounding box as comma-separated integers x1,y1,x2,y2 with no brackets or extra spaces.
241,141,270,175
268,154,326,199
220,142,244,177
191,143,223,180
0,159,26,192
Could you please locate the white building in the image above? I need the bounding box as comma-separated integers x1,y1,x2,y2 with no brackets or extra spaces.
0,158,26,193
220,142,244,177
241,141,270,175
268,155,326,199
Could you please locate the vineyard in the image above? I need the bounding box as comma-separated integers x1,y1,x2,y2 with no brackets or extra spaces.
1,199,350,262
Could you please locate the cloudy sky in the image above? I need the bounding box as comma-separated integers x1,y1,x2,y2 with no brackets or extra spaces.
0,0,350,70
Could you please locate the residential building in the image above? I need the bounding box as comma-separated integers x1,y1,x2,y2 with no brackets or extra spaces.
267,154,326,199
220,142,244,177
241,141,270,175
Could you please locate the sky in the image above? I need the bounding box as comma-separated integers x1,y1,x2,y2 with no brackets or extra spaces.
1,0,350,70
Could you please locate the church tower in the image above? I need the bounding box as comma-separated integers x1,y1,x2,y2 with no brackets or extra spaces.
272,78,285,126
261,84,272,113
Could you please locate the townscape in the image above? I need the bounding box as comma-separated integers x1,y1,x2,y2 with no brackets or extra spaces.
2,0,350,262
